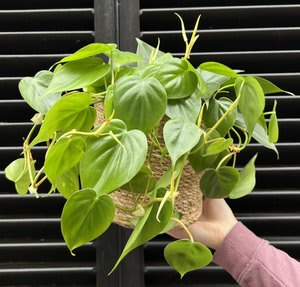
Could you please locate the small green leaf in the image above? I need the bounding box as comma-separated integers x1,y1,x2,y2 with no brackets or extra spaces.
204,138,233,157
44,137,86,184
268,100,279,143
61,188,115,253
56,167,79,199
46,58,110,95
136,38,166,65
155,58,198,99
60,43,116,63
229,154,257,199
236,76,265,137
203,97,237,136
5,158,35,195
166,92,202,123
254,76,294,96
197,68,229,99
164,240,212,278
80,119,148,194
103,84,115,119
106,49,143,68
114,75,167,132
200,62,238,78
121,165,156,194
200,167,240,198
19,71,61,114
164,118,202,166
31,92,96,145
110,193,173,273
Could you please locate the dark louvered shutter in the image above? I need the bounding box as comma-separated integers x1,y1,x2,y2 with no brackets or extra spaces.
0,1,96,286
140,1,300,286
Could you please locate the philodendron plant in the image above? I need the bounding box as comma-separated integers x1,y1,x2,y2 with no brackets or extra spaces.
5,15,293,277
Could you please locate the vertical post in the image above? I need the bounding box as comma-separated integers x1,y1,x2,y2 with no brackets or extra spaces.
94,0,144,286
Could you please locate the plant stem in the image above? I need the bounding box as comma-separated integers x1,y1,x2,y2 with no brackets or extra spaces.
197,102,205,128
216,152,234,170
171,217,194,243
205,95,240,140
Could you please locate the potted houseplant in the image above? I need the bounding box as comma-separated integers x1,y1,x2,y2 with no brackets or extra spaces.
4,15,293,277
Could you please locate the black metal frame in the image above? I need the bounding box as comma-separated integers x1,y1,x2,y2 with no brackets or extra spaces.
94,1,144,286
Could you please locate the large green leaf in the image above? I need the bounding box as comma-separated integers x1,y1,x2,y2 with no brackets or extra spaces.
60,43,116,62
236,76,265,137
155,58,198,99
56,167,80,199
121,165,156,194
44,137,86,184
230,154,257,199
203,97,237,136
5,158,35,195
31,92,96,146
200,166,240,198
163,118,202,166
166,92,202,123
200,62,238,78
164,240,212,278
61,188,115,253
19,70,61,114
113,75,167,132
111,192,173,273
45,58,110,94
80,119,147,194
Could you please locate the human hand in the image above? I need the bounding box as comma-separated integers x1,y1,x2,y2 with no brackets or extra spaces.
169,198,237,250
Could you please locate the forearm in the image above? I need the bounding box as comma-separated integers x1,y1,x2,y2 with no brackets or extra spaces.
213,222,300,287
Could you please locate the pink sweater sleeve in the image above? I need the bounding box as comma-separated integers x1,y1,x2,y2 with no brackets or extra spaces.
213,221,300,287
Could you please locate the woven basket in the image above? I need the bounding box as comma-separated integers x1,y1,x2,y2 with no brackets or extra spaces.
95,103,203,228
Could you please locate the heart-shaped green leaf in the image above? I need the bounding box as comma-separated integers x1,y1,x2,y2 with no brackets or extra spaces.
203,97,237,136
204,138,233,157
44,137,86,184
230,154,257,199
200,62,238,78
5,158,35,195
166,92,202,123
19,71,61,114
155,58,198,99
80,119,147,194
56,167,79,199
114,75,167,132
31,92,96,146
164,240,212,278
61,188,115,253
236,76,265,137
136,38,166,65
200,166,240,198
121,165,156,194
45,58,110,95
164,118,202,166
60,43,116,63
110,191,173,273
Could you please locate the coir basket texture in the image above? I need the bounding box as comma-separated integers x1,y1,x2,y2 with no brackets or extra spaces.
95,103,203,228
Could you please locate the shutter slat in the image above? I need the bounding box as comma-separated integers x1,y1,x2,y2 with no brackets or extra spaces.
0,9,93,32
